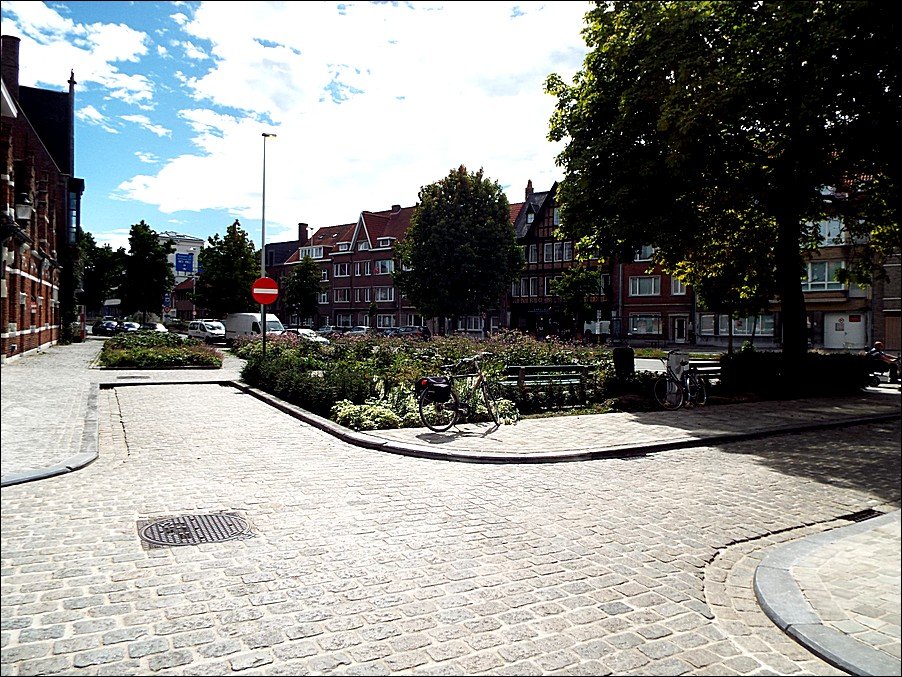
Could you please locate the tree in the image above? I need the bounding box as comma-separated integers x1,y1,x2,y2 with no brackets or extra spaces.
550,262,601,337
546,1,900,363
282,255,322,323
77,232,126,316
394,165,524,331
119,221,174,322
194,219,259,318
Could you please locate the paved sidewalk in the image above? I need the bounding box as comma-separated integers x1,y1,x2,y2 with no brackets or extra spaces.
2,340,900,675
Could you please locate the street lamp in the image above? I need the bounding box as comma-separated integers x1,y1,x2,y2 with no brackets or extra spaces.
261,132,277,280
260,132,277,359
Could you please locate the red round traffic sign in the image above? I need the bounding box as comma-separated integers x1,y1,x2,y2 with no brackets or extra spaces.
251,276,278,305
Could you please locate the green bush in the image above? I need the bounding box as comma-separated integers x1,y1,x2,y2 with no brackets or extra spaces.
720,350,873,397
99,331,222,368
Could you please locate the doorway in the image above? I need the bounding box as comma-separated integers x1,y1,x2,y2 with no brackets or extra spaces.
672,316,688,343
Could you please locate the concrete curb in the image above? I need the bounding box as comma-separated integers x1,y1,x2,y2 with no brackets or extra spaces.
754,511,902,677
232,381,902,464
1,384,100,487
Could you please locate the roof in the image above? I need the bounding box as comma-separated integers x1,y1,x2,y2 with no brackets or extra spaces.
514,182,557,239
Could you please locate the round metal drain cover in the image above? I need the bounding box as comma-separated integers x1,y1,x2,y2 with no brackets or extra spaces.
139,513,250,546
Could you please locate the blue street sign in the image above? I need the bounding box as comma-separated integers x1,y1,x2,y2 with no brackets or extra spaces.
175,252,194,273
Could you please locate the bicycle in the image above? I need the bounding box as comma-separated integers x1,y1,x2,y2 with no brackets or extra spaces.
415,352,501,432
653,350,708,410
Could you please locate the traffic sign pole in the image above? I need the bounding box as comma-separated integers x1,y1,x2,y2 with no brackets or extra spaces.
251,277,279,360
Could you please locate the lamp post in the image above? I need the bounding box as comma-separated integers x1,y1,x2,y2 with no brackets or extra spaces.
261,132,276,358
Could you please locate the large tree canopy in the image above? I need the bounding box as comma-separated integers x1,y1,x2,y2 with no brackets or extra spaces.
546,0,900,360
119,221,174,321
394,165,523,327
77,232,126,316
194,219,259,318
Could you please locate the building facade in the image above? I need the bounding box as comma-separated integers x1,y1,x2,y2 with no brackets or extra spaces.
1,35,84,363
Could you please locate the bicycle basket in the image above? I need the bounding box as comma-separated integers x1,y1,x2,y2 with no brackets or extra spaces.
415,376,452,403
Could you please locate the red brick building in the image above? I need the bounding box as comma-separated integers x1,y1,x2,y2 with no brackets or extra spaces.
1,35,84,362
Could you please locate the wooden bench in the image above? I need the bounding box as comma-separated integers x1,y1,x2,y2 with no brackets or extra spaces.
684,358,722,384
499,364,589,390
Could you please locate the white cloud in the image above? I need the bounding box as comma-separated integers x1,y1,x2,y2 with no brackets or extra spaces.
77,104,119,134
121,114,172,137
135,151,159,164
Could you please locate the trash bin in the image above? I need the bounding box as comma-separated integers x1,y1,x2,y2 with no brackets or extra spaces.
612,346,635,379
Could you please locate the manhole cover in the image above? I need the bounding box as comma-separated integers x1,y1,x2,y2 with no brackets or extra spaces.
840,508,883,523
138,513,250,547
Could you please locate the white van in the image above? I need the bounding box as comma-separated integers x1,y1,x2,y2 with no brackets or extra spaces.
223,312,285,344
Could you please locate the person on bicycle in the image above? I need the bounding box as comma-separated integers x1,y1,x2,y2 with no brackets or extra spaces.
867,341,899,383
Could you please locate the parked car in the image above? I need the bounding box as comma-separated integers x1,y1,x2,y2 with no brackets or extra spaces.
378,327,400,337
92,319,119,336
140,322,168,333
284,327,330,344
345,325,374,336
316,325,344,337
394,325,431,340
187,319,226,344
116,321,141,334
223,313,284,344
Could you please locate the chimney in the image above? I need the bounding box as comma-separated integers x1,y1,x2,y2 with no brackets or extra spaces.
1,35,21,101
525,179,534,200
391,204,401,214
297,222,308,246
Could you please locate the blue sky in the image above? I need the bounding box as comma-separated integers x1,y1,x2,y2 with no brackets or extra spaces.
2,1,590,251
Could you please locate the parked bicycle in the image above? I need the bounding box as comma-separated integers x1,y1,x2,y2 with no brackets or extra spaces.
653,350,708,410
415,352,501,432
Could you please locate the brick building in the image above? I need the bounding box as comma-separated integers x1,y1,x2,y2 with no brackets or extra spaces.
1,35,84,363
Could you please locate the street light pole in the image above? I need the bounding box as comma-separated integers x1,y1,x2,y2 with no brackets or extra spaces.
261,132,276,359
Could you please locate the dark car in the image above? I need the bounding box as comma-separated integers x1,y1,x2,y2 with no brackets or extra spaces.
92,320,119,336
116,321,141,334
395,325,431,340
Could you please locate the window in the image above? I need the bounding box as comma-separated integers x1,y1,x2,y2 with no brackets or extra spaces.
528,244,537,263
817,219,845,246
511,281,519,298
299,246,324,259
553,207,560,226
554,242,563,262
635,245,655,261
629,276,660,296
526,211,535,224
543,243,553,262
562,242,573,261
337,242,350,251
718,314,775,336
334,263,350,277
376,315,396,328
529,277,538,297
671,278,687,295
320,269,329,281
354,289,361,302
377,237,394,248
266,251,275,267
318,291,328,304
699,314,716,335
334,288,350,303
375,286,394,302
629,314,662,335
363,287,372,302
336,314,352,327
363,260,371,276
599,273,611,296
802,261,845,291
520,278,529,297
358,241,370,251
545,275,562,296
375,259,394,275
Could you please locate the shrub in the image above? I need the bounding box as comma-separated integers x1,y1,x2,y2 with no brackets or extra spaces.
98,331,222,368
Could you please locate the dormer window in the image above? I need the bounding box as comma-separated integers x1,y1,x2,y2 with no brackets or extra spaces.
526,211,535,224
377,237,394,248
337,242,350,251
358,241,370,251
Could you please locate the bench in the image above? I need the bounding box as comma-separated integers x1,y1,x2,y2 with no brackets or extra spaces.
500,364,589,390
684,358,722,384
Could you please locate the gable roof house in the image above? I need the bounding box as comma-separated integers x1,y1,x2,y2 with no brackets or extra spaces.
1,35,85,362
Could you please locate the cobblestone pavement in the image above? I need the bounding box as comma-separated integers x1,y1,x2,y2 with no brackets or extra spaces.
2,381,899,675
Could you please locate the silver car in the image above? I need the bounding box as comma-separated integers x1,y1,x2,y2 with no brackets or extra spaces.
187,319,226,344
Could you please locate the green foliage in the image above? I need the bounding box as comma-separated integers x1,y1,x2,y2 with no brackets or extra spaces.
549,263,601,332
546,1,900,359
78,232,127,315
282,255,322,321
98,331,222,368
719,351,873,397
394,165,524,322
118,221,175,321
195,219,259,318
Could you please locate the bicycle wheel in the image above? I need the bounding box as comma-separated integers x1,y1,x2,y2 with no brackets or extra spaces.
686,372,707,406
654,375,684,410
418,389,459,432
481,381,500,427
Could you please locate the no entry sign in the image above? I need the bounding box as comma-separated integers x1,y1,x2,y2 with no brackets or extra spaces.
251,276,278,305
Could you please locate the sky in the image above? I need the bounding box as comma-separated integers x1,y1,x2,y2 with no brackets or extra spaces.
1,1,592,252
